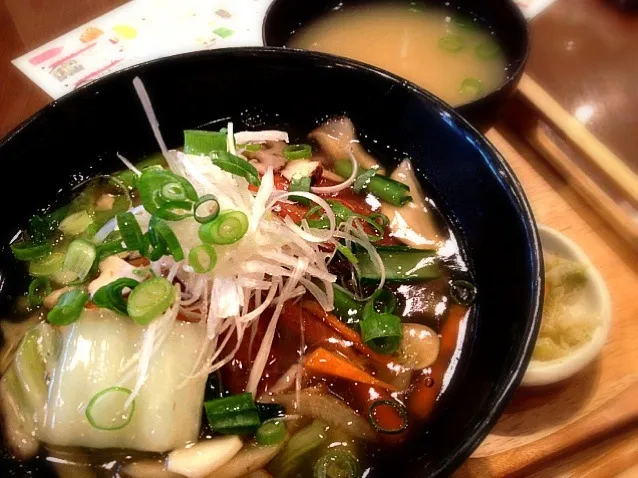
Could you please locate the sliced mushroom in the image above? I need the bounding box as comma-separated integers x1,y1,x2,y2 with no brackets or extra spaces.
244,141,287,174
380,159,442,250
309,117,384,173
281,160,323,183
398,323,440,370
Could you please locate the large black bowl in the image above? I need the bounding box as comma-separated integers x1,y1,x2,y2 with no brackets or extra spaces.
0,48,542,477
263,0,530,130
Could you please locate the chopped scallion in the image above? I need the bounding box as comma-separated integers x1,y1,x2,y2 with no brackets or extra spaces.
476,40,501,59
154,200,193,221
204,392,261,435
47,289,89,326
126,277,175,325
194,195,220,224
359,313,402,354
459,77,483,97
210,151,261,187
117,212,147,254
93,278,139,315
58,210,93,236
11,241,52,261
313,449,359,478
368,399,408,434
439,35,466,52
188,244,217,273
450,279,477,306
183,129,227,155
62,239,97,282
85,386,135,431
29,252,64,277
148,216,184,261
256,419,286,445
283,144,312,160
199,210,249,245
27,277,51,308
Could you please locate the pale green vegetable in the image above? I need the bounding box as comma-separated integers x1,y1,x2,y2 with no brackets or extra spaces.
59,211,93,236
534,254,599,361
0,367,39,459
39,309,207,452
13,322,59,418
167,436,243,478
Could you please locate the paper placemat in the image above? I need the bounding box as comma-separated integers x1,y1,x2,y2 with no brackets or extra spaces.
12,0,552,99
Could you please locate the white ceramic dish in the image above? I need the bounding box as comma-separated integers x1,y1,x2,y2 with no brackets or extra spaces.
521,225,612,387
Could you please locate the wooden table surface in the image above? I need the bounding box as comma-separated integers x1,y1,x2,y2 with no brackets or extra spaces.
2,1,638,476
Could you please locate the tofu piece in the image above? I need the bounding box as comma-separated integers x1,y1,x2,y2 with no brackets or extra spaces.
281,160,323,183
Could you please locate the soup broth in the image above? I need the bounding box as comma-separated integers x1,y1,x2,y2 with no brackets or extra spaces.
288,3,507,106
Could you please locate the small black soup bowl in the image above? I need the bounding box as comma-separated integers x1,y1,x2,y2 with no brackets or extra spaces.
0,48,541,476
263,0,530,130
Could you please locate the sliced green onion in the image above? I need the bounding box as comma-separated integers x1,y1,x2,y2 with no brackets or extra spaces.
333,159,411,206
138,169,198,214
439,35,466,52
188,244,217,273
93,278,139,315
460,77,483,97
283,144,312,160
58,211,93,236
204,392,261,435
368,399,408,434
363,289,397,318
28,213,62,244
244,143,262,152
47,289,89,326
210,151,261,187
359,313,402,354
256,419,286,445
450,279,477,306
117,212,147,253
148,216,184,261
11,241,52,261
126,277,175,325
27,278,52,308
289,175,312,206
85,386,135,431
95,238,126,261
154,200,193,221
335,243,358,266
145,232,167,262
476,40,501,59
115,154,167,190
332,284,365,326
353,166,379,194
199,210,249,245
356,246,440,282
314,449,359,478
194,194,220,224
29,252,64,277
62,239,97,282
183,129,227,155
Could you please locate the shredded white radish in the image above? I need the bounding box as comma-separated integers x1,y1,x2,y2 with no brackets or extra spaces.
132,77,169,159
311,150,359,194
227,122,237,156
117,153,142,176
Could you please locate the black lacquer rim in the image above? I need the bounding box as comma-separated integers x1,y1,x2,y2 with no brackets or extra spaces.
0,47,543,476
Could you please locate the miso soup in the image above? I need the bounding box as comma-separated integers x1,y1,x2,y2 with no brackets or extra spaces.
288,2,507,106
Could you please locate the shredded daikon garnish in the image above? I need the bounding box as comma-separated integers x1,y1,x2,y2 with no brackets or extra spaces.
127,79,386,395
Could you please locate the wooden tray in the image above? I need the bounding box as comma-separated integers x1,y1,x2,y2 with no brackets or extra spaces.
453,127,638,477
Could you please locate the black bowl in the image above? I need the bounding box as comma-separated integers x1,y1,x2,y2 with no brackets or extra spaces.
0,48,542,477
263,0,530,130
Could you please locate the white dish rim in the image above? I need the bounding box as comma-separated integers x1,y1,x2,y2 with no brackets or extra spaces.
521,225,612,387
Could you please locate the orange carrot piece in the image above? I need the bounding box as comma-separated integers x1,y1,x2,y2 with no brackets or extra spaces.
302,301,394,367
305,347,398,391
407,304,468,420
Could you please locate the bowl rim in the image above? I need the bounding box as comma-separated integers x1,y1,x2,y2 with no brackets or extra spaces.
260,0,530,110
0,46,543,476
521,225,612,387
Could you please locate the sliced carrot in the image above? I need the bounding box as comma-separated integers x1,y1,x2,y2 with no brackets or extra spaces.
301,301,394,368
305,347,397,391
407,304,468,420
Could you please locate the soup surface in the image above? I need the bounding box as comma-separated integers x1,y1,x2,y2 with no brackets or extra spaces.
0,109,474,477
288,3,507,106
